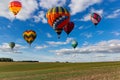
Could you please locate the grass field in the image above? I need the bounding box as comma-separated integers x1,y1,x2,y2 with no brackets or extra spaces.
0,61,120,80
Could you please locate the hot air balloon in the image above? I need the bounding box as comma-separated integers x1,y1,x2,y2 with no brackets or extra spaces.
91,13,101,26
9,42,15,50
23,30,37,46
9,0,22,16
46,7,70,29
64,22,74,36
55,28,63,39
71,40,78,49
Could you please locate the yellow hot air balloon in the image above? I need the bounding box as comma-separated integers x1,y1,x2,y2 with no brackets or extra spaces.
23,30,37,46
9,0,22,16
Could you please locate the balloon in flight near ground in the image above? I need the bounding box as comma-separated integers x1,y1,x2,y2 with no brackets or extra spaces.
64,22,74,35
91,13,101,26
9,42,15,50
46,6,70,30
71,40,78,49
9,0,22,16
23,30,37,46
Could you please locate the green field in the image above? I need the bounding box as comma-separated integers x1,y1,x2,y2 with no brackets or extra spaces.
0,61,120,80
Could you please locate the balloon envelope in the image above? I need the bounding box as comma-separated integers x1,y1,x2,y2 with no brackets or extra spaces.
46,7,70,29
23,30,37,45
55,28,63,39
91,13,101,26
9,0,22,16
71,40,78,49
64,22,74,35
9,42,15,49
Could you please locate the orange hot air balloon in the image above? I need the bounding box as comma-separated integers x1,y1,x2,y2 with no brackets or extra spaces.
9,0,22,16
46,7,70,29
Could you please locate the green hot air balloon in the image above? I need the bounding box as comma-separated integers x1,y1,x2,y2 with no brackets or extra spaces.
71,40,78,49
9,42,15,50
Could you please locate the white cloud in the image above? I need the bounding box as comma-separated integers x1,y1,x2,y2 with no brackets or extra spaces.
7,25,11,28
107,9,120,19
78,26,84,30
0,0,38,20
112,31,120,36
39,0,66,9
47,38,73,46
0,0,11,19
90,8,103,16
46,33,52,38
80,14,91,21
33,11,47,23
69,0,102,15
51,39,120,55
83,41,89,46
97,31,104,35
80,9,103,21
94,54,106,58
0,43,26,53
14,44,26,49
35,45,48,50
81,33,93,38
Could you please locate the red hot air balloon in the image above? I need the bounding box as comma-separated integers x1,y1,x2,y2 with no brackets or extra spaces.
64,22,74,35
91,13,101,26
9,0,22,16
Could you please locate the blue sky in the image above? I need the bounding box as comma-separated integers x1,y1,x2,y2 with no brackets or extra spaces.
0,0,120,62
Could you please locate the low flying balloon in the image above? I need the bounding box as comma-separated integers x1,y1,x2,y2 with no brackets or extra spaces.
23,30,37,46
9,42,15,50
46,6,70,29
9,0,22,16
64,22,74,35
71,40,78,49
91,13,101,26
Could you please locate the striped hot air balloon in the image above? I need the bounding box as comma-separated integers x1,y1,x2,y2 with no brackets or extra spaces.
91,13,101,26
9,0,22,16
46,6,70,29
23,30,37,46
55,28,63,39
46,7,70,39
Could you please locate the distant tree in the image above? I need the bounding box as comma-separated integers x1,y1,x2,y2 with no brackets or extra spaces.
65,61,69,63
56,61,60,63
0,58,13,62
19,60,39,62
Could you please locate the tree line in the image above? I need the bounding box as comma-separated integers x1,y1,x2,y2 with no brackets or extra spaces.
0,58,39,62
0,58,13,62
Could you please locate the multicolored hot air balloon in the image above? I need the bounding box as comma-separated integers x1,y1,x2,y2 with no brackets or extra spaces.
9,0,22,16
46,7,70,29
55,28,63,39
9,42,15,50
91,13,101,26
23,30,37,46
71,40,78,49
64,22,74,36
